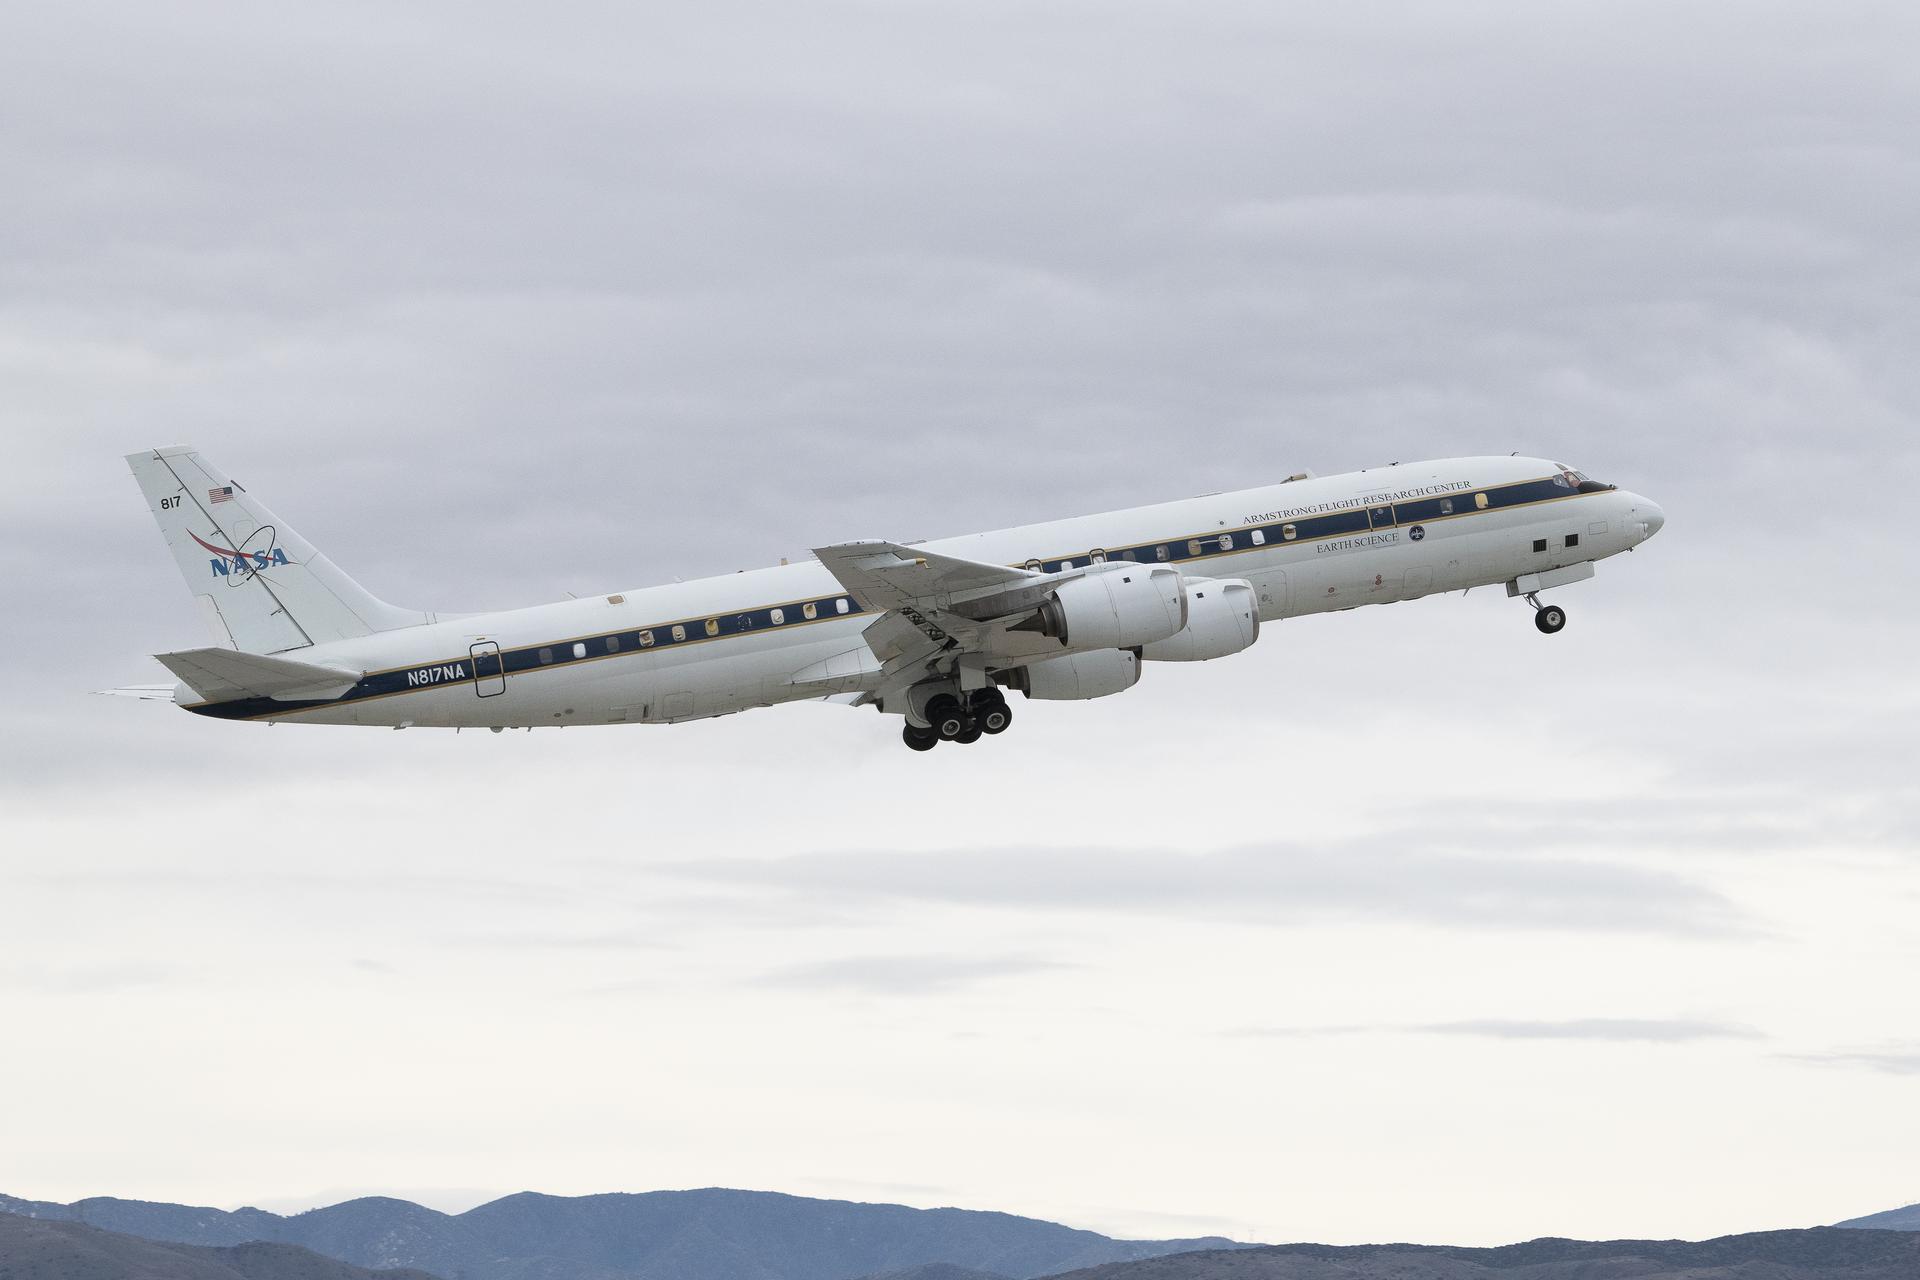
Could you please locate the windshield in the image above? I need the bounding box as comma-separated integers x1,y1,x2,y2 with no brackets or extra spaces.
1552,464,1615,494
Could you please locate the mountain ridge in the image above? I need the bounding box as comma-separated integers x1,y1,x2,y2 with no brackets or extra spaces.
0,1188,1241,1280
1832,1201,1920,1231
0,1211,443,1280
1040,1228,1920,1279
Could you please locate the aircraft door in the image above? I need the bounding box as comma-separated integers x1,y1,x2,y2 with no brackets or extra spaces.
470,641,506,697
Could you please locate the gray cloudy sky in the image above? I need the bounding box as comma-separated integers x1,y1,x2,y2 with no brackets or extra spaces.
3,0,1917,1250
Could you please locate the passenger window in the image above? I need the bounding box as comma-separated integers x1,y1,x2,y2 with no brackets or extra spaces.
1475,493,1489,509
1090,549,1107,563
538,647,554,665
1155,546,1170,561
1024,558,1043,571
1187,539,1203,556
1251,530,1265,546
1282,524,1297,541
704,618,720,637
1218,534,1232,551
771,607,785,625
639,630,654,647
1059,558,1074,569
605,637,620,654
1532,538,1548,553
1439,498,1454,515
572,642,587,659
671,624,687,642
835,598,850,614
802,602,818,620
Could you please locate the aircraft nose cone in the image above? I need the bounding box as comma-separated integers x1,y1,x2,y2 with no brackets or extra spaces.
1640,499,1666,539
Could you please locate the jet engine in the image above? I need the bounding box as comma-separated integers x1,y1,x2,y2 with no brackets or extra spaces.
1017,565,1186,650
1004,649,1141,701
1140,577,1260,662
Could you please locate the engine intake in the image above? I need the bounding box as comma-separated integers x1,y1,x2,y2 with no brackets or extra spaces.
1140,577,1260,661
1017,565,1186,650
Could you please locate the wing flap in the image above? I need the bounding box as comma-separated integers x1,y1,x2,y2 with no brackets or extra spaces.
812,541,1042,614
154,647,363,703
810,539,1112,684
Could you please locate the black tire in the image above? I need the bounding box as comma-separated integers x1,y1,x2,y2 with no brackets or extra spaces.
953,726,984,745
902,724,939,752
925,694,969,739
978,701,1012,734
1535,605,1567,634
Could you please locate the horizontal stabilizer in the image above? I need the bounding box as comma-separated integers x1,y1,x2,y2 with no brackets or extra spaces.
155,647,363,704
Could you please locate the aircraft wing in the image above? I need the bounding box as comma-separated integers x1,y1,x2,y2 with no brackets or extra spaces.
807,541,1075,698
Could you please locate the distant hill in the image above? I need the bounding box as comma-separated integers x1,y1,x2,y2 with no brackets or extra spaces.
0,1189,1242,1280
0,1211,442,1280
1039,1228,1920,1279
1833,1202,1920,1231
853,1267,1013,1280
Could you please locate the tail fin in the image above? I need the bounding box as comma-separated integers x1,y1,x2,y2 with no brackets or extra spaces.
126,446,429,654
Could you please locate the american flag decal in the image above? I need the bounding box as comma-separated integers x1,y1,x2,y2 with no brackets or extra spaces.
208,486,234,504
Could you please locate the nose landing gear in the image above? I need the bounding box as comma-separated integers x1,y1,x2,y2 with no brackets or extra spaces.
1524,592,1567,634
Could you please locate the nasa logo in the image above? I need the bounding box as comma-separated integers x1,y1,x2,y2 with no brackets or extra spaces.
190,527,287,583
1410,525,1426,541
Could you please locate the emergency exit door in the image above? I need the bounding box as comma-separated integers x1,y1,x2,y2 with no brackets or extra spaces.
470,641,506,697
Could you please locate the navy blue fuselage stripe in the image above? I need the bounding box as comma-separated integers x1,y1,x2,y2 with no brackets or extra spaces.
1024,476,1585,573
188,593,872,720
188,477,1594,720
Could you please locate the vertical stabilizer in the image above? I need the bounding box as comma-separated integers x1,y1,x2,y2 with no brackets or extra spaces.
126,447,429,653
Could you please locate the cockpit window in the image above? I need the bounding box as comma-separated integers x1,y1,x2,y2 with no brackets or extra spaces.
1553,465,1616,494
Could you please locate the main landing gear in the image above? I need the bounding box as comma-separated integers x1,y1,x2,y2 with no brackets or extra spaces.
902,689,1013,751
1524,592,1567,634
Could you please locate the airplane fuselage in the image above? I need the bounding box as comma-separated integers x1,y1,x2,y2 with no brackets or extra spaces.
167,455,1664,732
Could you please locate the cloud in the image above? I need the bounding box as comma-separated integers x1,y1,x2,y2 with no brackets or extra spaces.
1228,1019,1765,1044
666,841,1751,937
753,953,1073,996
1419,1018,1766,1043
1,963,175,995
1779,1049,1920,1076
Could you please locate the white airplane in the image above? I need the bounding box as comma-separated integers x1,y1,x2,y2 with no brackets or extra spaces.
114,447,1664,750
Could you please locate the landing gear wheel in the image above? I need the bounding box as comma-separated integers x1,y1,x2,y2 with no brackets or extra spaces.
925,694,969,740
967,689,1012,735
952,725,984,745
902,724,939,752
1535,604,1567,634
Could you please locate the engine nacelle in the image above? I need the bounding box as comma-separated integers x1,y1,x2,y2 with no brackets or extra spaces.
1006,649,1141,701
1140,577,1260,662
1022,565,1186,650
